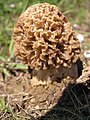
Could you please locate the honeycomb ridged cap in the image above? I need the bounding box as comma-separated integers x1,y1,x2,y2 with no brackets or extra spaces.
14,3,80,70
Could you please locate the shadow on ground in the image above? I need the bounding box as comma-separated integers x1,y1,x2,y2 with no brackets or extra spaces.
38,80,90,120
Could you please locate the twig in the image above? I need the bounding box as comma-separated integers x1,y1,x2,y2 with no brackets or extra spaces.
0,92,30,97
15,102,36,120
0,110,7,119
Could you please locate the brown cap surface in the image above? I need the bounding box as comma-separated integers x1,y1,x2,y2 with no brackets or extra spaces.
14,3,80,70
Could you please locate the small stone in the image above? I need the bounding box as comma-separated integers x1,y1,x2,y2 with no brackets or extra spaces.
84,50,90,58
76,34,84,43
34,105,39,109
30,98,36,103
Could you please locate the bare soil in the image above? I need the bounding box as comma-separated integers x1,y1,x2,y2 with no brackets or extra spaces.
0,71,75,118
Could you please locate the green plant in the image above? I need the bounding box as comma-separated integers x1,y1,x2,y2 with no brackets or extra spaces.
0,56,28,77
0,97,12,118
0,36,28,77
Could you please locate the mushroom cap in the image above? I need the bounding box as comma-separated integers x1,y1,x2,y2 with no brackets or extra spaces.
14,3,80,70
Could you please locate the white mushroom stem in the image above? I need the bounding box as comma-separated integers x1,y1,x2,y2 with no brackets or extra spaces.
30,64,78,86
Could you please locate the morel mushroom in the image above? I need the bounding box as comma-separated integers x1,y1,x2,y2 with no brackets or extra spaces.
14,3,81,86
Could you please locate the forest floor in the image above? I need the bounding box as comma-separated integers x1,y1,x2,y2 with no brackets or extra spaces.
0,1,90,119
0,27,90,120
